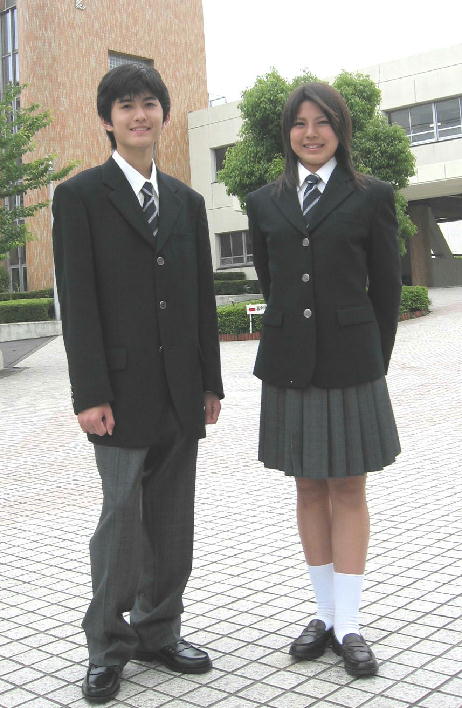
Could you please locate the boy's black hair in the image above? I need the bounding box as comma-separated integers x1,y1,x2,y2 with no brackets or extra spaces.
97,63,171,150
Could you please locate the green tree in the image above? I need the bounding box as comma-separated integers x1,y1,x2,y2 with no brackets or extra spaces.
219,70,416,252
0,83,75,258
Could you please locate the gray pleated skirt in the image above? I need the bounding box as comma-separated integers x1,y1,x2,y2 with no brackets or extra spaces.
259,377,400,478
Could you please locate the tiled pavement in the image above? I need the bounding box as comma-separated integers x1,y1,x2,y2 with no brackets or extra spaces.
1,287,461,708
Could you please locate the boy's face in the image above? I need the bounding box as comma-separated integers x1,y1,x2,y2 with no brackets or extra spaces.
101,91,168,156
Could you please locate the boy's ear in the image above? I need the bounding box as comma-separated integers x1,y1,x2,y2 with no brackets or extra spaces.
100,116,113,132
162,113,171,127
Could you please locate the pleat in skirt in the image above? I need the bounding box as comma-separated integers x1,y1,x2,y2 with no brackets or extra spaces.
259,376,400,478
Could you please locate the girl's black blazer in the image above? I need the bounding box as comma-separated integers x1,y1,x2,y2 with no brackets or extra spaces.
246,166,402,390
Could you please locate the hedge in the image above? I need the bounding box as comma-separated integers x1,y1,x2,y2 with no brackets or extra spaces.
400,285,430,314
217,286,429,335
214,279,261,295
0,288,54,301
213,271,245,281
0,298,54,324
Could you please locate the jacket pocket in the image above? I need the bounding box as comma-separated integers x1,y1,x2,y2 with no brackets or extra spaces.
263,309,283,327
106,347,127,371
337,305,375,327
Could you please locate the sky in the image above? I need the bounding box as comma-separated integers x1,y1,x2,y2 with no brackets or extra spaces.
202,0,462,103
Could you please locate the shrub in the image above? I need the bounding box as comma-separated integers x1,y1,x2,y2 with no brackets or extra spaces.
0,288,53,301
217,300,264,335
0,298,54,323
0,266,9,292
400,285,430,314
213,271,245,281
216,286,430,335
214,279,261,295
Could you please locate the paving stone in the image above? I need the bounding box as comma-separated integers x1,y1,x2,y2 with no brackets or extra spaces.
1,288,462,708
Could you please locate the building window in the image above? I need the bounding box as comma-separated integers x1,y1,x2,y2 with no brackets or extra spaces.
213,144,233,180
1,3,18,89
108,52,153,70
8,244,27,291
218,231,253,267
388,97,462,145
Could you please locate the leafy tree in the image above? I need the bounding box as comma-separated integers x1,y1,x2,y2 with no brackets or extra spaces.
0,83,75,258
219,70,416,252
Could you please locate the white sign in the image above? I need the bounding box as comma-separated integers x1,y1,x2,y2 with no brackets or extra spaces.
246,303,266,333
246,304,266,315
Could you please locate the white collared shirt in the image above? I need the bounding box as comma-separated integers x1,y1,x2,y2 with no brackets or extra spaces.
112,150,159,213
296,156,337,209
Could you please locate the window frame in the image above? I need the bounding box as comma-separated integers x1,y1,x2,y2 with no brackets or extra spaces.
388,96,462,146
217,230,253,268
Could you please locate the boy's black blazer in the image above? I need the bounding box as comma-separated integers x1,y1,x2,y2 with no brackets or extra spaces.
53,157,223,447
246,166,402,390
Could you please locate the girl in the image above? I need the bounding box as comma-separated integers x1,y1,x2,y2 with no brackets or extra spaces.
246,83,402,677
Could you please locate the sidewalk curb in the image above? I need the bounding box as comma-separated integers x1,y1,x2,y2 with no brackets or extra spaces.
0,319,62,343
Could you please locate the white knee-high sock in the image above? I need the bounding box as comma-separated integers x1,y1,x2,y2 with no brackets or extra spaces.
333,571,363,642
308,563,334,630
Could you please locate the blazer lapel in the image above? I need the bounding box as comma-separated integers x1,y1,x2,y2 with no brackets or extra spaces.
102,157,157,251
308,165,355,233
270,186,306,236
156,172,181,254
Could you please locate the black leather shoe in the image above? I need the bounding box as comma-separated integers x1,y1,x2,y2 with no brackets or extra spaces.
135,638,212,674
289,619,332,659
332,632,379,677
82,665,121,703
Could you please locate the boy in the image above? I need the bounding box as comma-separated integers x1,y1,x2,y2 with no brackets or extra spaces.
53,63,223,703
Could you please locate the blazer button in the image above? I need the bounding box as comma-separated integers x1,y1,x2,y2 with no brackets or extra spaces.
301,273,310,282
159,300,167,309
303,308,312,318
157,256,165,265
302,237,310,247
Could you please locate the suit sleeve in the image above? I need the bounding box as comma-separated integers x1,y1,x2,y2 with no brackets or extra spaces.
195,196,224,399
246,192,270,302
366,182,402,373
52,182,114,413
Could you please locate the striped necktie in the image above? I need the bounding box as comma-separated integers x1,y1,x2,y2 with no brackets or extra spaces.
302,174,321,224
141,181,159,238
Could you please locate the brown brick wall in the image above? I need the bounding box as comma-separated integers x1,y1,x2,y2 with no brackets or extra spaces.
18,0,208,289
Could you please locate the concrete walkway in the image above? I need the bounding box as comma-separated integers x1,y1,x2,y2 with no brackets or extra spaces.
0,288,461,708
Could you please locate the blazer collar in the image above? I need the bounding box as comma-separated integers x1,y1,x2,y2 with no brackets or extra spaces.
101,157,181,253
271,165,355,236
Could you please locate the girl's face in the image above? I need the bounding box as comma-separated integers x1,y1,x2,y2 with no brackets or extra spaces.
289,100,339,172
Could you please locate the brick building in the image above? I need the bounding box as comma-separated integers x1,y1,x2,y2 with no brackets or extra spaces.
1,0,208,291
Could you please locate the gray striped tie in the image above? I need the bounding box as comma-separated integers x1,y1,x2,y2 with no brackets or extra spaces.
302,174,321,224
141,181,159,238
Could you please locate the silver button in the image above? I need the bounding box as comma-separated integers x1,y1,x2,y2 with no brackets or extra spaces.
157,256,165,265
159,300,167,309
303,308,312,318
289,379,294,384
302,273,310,282
302,237,310,247
159,345,164,352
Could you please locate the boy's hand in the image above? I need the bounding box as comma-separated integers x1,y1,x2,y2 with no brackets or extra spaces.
204,392,221,424
77,403,115,436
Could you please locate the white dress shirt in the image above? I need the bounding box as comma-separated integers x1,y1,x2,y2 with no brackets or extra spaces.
296,156,337,209
112,150,159,213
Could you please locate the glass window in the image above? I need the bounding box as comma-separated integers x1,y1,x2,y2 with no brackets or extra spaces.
213,145,233,178
436,98,462,139
218,231,253,267
108,52,153,70
409,104,434,143
389,108,411,138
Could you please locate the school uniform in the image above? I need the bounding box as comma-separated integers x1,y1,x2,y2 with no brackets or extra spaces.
246,159,401,478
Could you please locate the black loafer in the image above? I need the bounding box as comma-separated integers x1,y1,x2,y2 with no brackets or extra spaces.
332,632,379,677
135,638,212,674
289,619,332,659
82,664,121,703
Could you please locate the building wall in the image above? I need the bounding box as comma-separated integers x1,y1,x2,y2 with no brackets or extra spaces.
17,0,208,290
188,101,250,273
